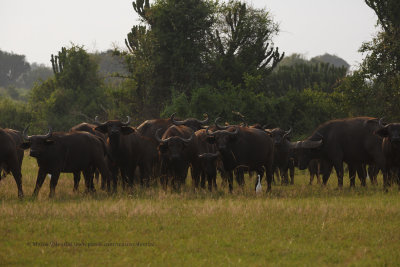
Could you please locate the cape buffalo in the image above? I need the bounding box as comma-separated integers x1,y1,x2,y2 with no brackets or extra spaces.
206,120,274,193
0,128,24,198
70,120,107,190
21,127,110,198
293,117,385,188
95,117,159,191
308,159,320,185
156,125,198,190
137,113,208,141
375,119,400,188
265,127,294,185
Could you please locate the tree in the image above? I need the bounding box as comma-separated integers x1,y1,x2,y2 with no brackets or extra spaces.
206,1,283,86
30,45,106,130
337,0,400,121
120,0,283,118
0,50,30,87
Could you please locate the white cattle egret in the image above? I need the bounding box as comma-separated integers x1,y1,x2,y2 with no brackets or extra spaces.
256,174,262,193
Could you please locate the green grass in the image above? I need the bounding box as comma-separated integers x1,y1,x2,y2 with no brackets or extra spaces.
1,152,400,266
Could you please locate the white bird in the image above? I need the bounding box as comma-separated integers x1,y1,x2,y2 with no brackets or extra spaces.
256,174,262,193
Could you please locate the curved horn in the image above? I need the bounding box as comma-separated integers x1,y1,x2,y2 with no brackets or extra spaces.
44,126,53,139
297,139,323,149
171,114,186,126
379,117,385,128
169,113,179,124
22,125,30,140
283,127,292,138
197,113,209,125
215,117,229,130
122,116,131,126
93,116,101,126
177,132,194,143
155,128,166,143
224,126,239,136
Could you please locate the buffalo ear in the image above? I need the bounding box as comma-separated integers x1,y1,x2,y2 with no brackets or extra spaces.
95,125,108,134
158,143,168,153
206,136,215,144
20,142,31,150
375,127,389,137
121,126,135,135
264,129,272,136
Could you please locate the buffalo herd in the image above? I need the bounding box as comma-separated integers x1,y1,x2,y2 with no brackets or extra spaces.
0,115,399,198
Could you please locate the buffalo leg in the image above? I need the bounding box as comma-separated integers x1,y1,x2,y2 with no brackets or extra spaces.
32,169,47,198
73,172,80,192
83,169,96,193
227,172,233,193
289,163,295,185
357,165,367,187
7,156,23,198
10,166,23,199
333,161,344,188
263,166,272,192
348,165,356,187
49,172,60,198
309,171,314,185
321,160,333,186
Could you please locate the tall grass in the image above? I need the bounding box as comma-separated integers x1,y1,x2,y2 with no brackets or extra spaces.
0,152,399,266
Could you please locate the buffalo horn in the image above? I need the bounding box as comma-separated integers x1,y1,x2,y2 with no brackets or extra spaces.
122,116,131,126
178,132,195,143
297,139,322,149
43,127,53,139
22,125,30,140
197,113,209,124
283,127,292,139
215,117,229,130
378,117,385,128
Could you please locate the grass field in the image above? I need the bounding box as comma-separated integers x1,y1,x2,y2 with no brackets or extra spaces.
1,152,400,266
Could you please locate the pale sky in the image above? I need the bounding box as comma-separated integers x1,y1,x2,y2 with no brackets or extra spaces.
0,0,378,69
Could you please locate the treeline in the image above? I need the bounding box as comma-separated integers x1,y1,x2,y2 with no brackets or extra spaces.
0,0,399,140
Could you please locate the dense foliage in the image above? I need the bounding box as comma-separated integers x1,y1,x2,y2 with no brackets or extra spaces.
0,0,399,138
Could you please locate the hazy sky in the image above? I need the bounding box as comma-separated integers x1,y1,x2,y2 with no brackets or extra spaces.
0,0,378,69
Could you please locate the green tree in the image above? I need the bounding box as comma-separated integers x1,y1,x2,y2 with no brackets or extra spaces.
0,50,30,87
206,1,283,86
30,45,106,130
338,0,400,121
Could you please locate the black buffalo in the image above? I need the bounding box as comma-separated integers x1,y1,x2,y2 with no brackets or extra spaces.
293,117,385,188
308,159,320,185
195,128,220,191
265,127,294,185
137,113,208,141
156,125,198,190
21,127,110,198
0,128,24,198
375,119,400,189
95,117,159,191
70,120,107,190
206,121,274,192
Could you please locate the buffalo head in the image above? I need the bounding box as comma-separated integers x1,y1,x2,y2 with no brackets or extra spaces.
291,135,323,170
265,127,292,145
205,118,239,152
170,113,209,131
155,128,195,163
375,118,400,144
21,126,55,158
95,116,134,137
